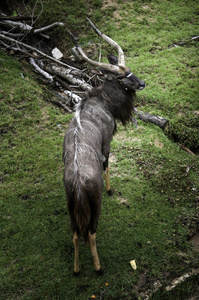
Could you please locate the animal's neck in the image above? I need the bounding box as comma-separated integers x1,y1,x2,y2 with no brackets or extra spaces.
101,79,135,125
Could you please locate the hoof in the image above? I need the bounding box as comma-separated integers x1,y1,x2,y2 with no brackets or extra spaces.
73,271,80,276
107,189,114,196
96,268,104,275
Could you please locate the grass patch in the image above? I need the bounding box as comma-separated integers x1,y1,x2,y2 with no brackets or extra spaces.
1,0,199,299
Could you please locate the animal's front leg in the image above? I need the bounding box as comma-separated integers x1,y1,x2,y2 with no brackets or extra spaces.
73,231,80,275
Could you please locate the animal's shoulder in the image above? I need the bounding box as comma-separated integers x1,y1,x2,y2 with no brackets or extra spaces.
82,98,114,123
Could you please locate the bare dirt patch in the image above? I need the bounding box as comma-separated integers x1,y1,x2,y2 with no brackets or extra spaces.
102,0,118,10
102,0,122,24
109,152,117,164
154,138,164,148
113,127,142,144
142,5,150,10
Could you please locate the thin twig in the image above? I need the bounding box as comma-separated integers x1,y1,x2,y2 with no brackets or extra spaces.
98,43,101,62
179,144,196,156
48,98,72,113
0,33,78,70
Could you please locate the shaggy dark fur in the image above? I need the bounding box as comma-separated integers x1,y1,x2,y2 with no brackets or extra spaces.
88,75,136,125
63,73,141,240
63,57,145,273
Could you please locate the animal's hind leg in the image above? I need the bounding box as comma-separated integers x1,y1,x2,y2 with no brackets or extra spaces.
103,156,113,195
105,167,112,195
73,231,80,275
88,231,103,274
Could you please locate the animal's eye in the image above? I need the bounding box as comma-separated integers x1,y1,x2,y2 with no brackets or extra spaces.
117,74,124,79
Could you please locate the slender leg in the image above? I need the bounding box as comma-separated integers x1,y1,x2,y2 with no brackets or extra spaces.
73,231,80,275
105,167,113,195
88,231,103,274
103,156,113,195
105,167,111,194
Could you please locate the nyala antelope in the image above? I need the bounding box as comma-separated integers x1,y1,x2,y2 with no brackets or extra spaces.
63,18,145,275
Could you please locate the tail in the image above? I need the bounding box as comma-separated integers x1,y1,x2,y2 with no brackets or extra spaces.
72,175,101,241
73,182,91,241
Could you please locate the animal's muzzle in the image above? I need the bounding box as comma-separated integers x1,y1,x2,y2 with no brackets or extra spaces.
138,81,145,90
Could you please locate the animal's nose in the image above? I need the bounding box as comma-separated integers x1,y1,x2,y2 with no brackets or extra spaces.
139,81,145,88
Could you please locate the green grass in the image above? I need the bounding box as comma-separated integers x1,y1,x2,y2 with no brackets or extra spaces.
1,0,199,299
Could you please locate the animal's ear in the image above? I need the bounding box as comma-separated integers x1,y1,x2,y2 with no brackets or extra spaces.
107,54,118,65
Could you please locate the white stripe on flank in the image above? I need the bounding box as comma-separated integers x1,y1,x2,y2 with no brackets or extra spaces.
63,143,74,163
80,142,101,166
91,106,112,122
81,128,101,148
80,120,101,136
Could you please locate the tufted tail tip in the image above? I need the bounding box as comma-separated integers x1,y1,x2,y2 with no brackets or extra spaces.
96,268,104,275
107,189,114,196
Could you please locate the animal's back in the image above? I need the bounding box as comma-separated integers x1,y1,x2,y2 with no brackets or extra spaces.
63,97,115,237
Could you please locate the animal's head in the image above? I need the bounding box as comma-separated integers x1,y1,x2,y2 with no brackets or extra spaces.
70,17,145,92
107,54,145,91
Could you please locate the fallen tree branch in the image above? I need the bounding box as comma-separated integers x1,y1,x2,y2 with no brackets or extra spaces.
53,75,71,91
0,33,78,69
34,22,65,34
63,90,82,104
29,58,54,81
48,98,72,113
1,30,26,38
178,35,199,45
37,60,92,91
54,90,81,106
0,20,33,32
179,144,196,156
0,20,64,34
169,35,199,48
0,40,41,58
165,269,199,292
133,108,169,130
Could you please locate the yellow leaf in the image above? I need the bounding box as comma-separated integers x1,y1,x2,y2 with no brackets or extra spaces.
130,260,137,270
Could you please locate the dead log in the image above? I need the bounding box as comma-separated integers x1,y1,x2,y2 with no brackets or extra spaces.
37,60,92,91
133,108,169,130
54,75,71,91
29,58,54,81
133,109,196,154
